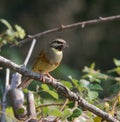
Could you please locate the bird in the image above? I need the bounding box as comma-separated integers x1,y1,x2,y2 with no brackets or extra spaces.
18,38,68,88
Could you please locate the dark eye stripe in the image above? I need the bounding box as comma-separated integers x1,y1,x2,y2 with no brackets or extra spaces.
51,41,63,45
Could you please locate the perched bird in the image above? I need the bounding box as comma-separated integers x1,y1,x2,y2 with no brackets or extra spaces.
18,38,68,88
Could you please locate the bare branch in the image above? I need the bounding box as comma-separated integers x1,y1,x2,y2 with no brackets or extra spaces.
9,88,27,120
8,39,37,121
0,55,119,122
11,73,22,88
26,91,37,122
1,69,10,122
14,15,120,46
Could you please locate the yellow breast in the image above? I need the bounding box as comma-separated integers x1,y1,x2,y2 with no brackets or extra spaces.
32,49,61,73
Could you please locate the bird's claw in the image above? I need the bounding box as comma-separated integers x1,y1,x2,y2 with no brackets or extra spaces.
40,73,56,84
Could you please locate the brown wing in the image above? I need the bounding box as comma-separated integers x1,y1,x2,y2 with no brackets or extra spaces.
32,50,51,71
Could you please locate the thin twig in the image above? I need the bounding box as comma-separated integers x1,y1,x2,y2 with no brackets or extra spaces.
110,92,120,115
13,15,120,46
60,99,69,112
24,39,36,66
0,55,119,122
36,103,63,110
55,99,69,121
10,39,36,88
1,69,10,122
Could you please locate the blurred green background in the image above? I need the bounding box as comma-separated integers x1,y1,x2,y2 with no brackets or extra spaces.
0,0,120,79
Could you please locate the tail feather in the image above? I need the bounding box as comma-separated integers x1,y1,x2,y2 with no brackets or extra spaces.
18,78,33,89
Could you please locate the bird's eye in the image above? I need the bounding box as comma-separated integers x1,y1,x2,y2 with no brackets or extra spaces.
55,40,63,44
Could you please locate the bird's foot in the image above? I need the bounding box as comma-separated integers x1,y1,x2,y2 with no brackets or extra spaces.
40,73,56,84
40,73,46,83
46,73,56,84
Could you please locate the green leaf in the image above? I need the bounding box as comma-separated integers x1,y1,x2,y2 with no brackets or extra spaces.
48,90,59,100
94,116,102,122
113,58,120,66
68,75,78,87
61,80,73,89
6,107,14,115
79,79,90,88
89,84,103,91
16,107,25,115
49,108,62,117
41,84,58,99
15,24,26,39
90,62,95,69
0,19,12,29
72,108,82,117
108,67,120,73
41,84,49,91
62,108,72,120
68,101,75,108
88,90,98,100
5,107,16,121
42,107,49,116
23,88,29,94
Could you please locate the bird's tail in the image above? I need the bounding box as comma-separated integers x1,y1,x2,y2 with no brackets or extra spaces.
18,78,33,89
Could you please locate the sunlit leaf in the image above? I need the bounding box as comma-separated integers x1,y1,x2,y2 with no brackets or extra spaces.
0,19,12,29
108,67,120,74
41,84,58,99
48,90,59,100
88,90,98,100
104,102,110,111
90,62,95,69
42,107,49,116
41,84,49,91
68,75,78,87
49,108,62,117
113,58,120,66
5,107,17,121
79,79,90,88
6,107,14,116
94,116,102,122
62,108,72,120
23,88,29,94
61,80,73,89
6,29,14,36
15,24,26,39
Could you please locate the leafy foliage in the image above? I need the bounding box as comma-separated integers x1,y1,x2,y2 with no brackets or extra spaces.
0,19,26,49
41,84,59,99
1,60,120,121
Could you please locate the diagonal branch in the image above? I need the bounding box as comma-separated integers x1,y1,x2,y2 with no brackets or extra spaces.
15,15,120,46
0,55,119,122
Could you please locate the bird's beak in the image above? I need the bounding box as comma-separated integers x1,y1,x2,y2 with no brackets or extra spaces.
64,43,69,48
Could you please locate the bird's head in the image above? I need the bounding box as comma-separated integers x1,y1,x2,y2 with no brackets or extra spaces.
49,38,68,51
